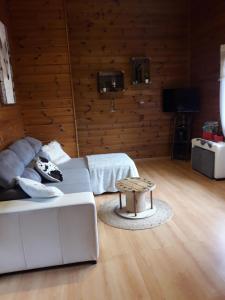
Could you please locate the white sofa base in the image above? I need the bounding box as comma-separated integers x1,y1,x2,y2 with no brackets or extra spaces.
0,192,99,274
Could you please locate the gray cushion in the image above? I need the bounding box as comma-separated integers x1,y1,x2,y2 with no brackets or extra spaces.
9,139,36,166
25,137,42,154
21,167,41,182
46,168,91,193
0,150,25,188
58,158,88,171
0,187,29,201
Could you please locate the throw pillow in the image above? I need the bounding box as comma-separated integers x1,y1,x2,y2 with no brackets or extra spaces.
35,157,63,183
16,177,64,198
41,141,71,165
37,149,51,161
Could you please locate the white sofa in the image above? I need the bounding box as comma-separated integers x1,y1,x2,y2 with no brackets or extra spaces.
0,137,99,274
0,192,99,274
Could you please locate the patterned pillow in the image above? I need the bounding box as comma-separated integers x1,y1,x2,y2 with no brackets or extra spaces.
35,157,63,183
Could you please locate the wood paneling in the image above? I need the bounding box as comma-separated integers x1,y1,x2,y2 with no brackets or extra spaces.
67,0,189,158
190,0,225,136
0,0,24,150
9,0,78,157
8,0,190,158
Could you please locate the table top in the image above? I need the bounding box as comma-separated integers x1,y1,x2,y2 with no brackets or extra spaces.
116,177,156,193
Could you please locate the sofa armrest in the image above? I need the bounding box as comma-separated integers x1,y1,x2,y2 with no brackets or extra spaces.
0,192,95,214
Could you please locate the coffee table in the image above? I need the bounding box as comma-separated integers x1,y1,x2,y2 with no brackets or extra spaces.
115,177,156,219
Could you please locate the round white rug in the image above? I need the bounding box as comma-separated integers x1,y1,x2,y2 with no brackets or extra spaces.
98,199,173,230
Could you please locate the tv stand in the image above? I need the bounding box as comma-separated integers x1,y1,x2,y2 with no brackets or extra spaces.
171,113,192,160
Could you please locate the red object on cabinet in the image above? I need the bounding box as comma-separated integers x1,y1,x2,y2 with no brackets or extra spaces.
213,134,224,142
202,132,213,140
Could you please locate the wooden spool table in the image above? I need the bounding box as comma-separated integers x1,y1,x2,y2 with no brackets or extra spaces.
115,177,156,219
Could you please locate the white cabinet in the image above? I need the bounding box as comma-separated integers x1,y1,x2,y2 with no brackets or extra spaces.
192,138,225,179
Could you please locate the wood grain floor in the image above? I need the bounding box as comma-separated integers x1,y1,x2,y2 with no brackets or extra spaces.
1,159,225,300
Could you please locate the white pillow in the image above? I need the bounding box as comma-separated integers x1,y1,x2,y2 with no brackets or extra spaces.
41,141,71,165
17,177,64,198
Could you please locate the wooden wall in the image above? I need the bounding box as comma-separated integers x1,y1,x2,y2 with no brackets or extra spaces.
66,0,189,158
190,0,225,136
8,0,190,159
9,0,78,157
0,0,24,150
7,0,224,157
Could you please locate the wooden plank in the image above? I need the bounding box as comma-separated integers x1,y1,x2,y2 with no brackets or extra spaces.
8,0,78,156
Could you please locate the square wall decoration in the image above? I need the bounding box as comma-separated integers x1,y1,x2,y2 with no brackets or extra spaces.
0,21,16,104
131,57,150,85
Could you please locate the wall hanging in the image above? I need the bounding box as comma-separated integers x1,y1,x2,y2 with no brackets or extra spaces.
97,71,124,94
97,71,125,112
131,57,150,85
0,21,16,104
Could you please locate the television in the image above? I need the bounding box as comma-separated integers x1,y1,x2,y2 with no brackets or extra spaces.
162,88,200,112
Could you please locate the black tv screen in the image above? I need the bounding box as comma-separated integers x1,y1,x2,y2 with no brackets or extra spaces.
162,88,200,112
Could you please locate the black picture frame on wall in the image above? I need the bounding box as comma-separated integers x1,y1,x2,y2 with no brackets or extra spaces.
131,57,150,86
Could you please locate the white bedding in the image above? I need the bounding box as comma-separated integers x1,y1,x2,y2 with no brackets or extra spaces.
86,153,139,195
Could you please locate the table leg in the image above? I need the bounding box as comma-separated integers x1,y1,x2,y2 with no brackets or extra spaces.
133,191,137,216
119,192,122,209
150,191,153,209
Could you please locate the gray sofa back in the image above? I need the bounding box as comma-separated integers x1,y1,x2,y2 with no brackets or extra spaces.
25,137,42,154
9,139,36,166
0,138,92,200
0,137,42,189
0,150,25,188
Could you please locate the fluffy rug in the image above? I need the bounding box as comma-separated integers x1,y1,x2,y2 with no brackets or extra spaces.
98,198,173,230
